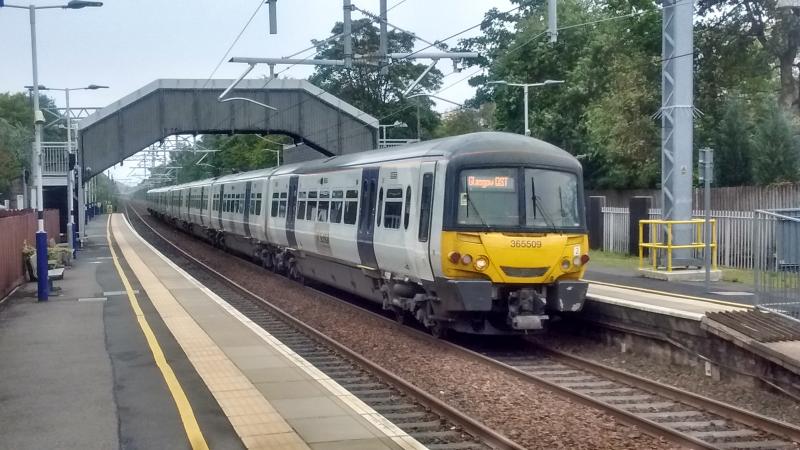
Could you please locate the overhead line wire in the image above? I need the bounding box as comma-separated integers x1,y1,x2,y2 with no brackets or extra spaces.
204,0,266,88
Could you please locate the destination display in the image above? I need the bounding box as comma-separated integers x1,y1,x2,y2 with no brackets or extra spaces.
466,175,516,191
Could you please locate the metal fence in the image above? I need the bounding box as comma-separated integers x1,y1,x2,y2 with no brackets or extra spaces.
601,207,756,269
41,142,68,176
754,209,800,319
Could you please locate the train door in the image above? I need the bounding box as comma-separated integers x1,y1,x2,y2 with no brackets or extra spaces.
357,167,379,269
412,161,436,281
373,165,410,275
286,176,299,248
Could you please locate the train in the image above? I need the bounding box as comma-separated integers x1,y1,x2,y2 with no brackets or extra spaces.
146,131,590,336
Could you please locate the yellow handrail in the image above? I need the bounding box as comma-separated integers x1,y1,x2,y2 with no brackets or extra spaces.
638,219,717,272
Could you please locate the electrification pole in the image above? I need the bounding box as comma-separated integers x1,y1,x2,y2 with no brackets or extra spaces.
660,0,695,266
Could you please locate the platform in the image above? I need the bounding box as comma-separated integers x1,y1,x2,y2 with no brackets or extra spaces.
0,214,424,450
579,268,800,394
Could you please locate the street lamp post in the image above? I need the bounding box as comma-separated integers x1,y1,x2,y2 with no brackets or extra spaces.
26,84,109,259
3,0,103,301
488,79,564,137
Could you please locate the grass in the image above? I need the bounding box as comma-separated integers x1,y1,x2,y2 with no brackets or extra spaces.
588,249,754,285
588,250,640,270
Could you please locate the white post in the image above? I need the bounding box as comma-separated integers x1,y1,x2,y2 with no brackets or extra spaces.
29,4,49,301
523,84,531,136
65,88,75,258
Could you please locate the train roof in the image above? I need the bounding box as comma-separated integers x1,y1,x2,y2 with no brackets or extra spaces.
147,132,580,193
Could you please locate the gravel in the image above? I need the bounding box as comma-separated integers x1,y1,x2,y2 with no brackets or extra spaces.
128,205,677,450
542,331,800,427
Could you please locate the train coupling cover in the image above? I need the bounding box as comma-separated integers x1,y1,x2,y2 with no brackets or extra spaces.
511,314,549,330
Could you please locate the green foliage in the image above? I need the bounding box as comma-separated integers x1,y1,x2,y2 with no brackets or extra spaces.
709,97,755,187
0,92,68,196
309,18,442,140
752,106,800,184
434,103,496,138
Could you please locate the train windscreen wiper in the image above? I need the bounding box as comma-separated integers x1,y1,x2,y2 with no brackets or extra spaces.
531,178,558,233
464,190,492,231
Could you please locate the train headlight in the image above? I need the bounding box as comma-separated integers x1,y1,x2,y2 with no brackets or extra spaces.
461,254,473,265
474,256,489,271
573,256,582,267
561,259,571,271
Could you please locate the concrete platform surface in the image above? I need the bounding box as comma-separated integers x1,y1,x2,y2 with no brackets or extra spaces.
109,214,425,450
0,215,243,450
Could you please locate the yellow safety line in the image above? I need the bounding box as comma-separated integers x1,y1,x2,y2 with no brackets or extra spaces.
105,215,210,450
585,278,753,309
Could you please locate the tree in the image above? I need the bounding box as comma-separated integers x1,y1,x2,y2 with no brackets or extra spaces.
752,105,800,184
697,0,800,112
433,103,496,137
309,18,443,139
709,97,756,186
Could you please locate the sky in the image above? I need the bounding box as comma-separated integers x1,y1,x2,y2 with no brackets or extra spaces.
1,0,513,111
1,0,514,185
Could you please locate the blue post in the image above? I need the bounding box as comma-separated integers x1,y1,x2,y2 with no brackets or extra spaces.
36,230,48,301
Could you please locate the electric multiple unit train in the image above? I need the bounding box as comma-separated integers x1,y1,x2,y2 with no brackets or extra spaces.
146,132,590,336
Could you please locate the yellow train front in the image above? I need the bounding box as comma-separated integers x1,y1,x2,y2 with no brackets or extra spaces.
425,139,589,335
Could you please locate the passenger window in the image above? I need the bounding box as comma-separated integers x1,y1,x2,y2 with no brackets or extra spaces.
318,201,329,222
344,190,358,225
376,188,384,227
418,173,433,242
404,186,411,229
271,192,279,217
384,188,403,229
297,201,306,220
279,192,287,218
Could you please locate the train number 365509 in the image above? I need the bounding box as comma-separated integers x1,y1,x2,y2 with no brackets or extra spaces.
510,240,542,248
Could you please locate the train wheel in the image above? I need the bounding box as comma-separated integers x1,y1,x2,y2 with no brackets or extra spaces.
392,307,407,325
288,259,304,285
430,322,448,339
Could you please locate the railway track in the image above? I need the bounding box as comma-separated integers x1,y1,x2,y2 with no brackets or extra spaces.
127,203,800,450
124,204,521,450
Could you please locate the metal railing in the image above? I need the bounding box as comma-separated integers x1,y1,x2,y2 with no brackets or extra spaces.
41,142,69,176
638,218,718,271
378,138,420,149
754,209,800,319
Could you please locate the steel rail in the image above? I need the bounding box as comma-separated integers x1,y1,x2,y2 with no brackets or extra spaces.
125,204,523,450
129,203,800,449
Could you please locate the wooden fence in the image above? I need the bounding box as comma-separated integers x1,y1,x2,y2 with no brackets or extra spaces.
601,207,756,269
590,182,800,211
0,209,61,300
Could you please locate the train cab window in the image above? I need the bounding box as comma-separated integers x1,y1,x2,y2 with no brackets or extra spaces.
330,190,343,223
297,192,306,220
376,188,384,227
279,192,287,218
384,188,403,229
418,173,433,242
306,191,318,221
270,193,279,217
404,187,412,229
344,190,358,225
458,168,518,226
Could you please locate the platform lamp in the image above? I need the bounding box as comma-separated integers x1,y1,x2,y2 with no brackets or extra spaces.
3,0,104,301
26,84,109,260
487,79,564,137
